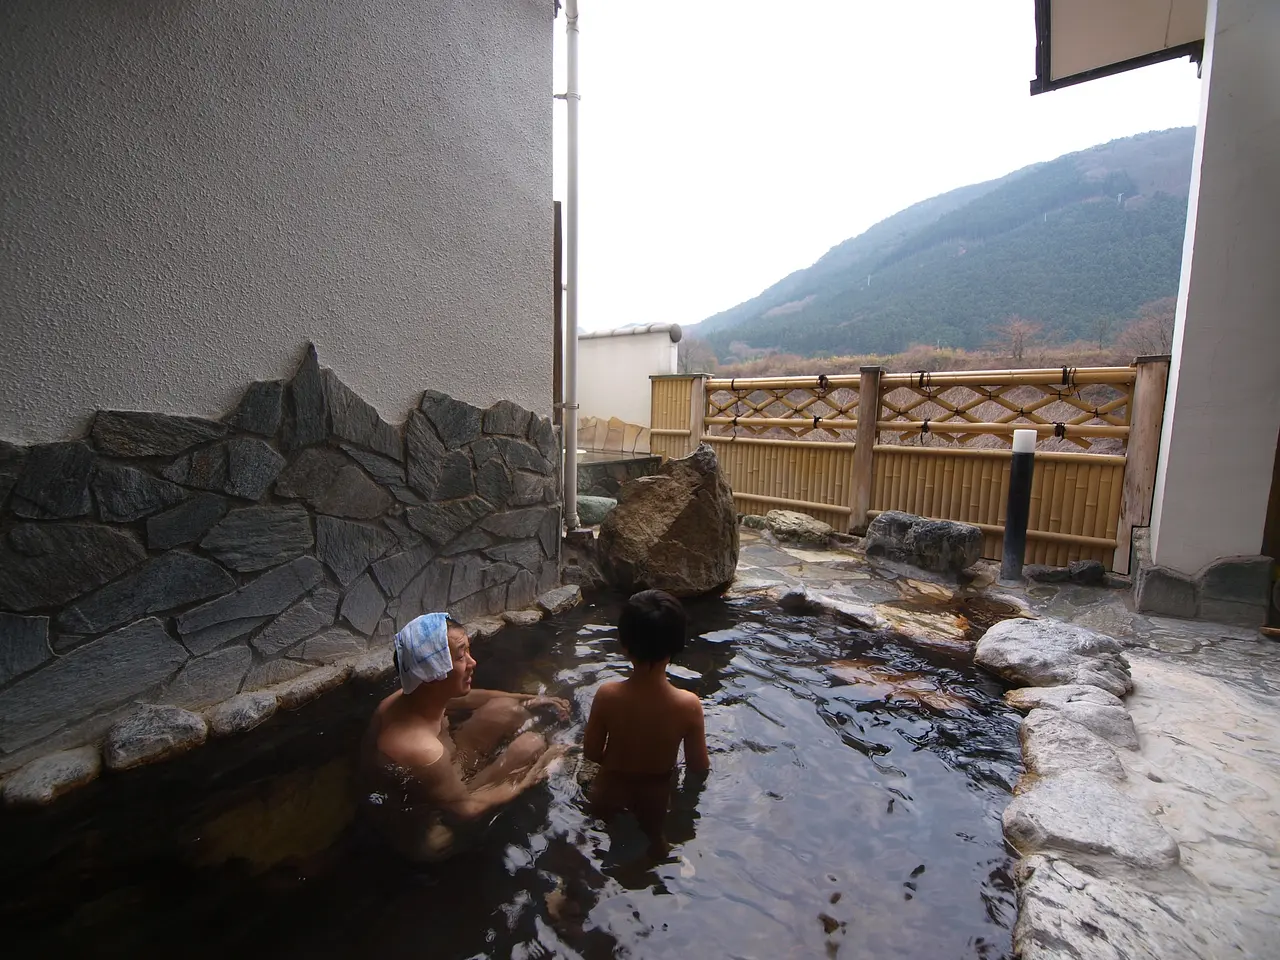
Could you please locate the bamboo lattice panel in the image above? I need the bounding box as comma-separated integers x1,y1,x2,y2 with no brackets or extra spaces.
706,436,855,533
877,369,1134,453
704,379,860,441
871,447,1126,566
650,377,694,460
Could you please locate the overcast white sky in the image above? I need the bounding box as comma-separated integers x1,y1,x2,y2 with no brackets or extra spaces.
551,1,1204,333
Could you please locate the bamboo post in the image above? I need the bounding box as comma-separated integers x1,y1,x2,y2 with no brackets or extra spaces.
688,374,708,458
851,366,881,532
1112,356,1171,575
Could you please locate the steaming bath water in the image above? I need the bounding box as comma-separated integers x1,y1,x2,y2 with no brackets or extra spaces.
1,592,1021,959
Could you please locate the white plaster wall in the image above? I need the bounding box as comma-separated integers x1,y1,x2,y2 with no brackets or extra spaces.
1150,0,1280,573
578,333,679,427
0,0,553,444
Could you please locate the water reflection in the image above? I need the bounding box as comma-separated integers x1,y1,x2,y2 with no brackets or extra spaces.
0,591,1020,959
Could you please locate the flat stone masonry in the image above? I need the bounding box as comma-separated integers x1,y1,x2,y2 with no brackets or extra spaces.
1132,528,1273,627
0,344,564,780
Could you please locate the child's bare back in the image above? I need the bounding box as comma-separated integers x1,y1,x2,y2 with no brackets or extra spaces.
583,590,709,853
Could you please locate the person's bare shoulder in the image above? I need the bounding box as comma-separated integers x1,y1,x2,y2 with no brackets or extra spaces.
673,687,704,717
378,720,446,771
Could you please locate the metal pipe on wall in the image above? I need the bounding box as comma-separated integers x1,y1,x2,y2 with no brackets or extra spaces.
560,0,581,530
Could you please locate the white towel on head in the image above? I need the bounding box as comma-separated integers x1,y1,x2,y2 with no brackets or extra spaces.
394,613,453,694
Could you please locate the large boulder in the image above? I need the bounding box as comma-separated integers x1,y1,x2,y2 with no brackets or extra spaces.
863,511,981,574
597,443,738,598
975,617,1132,697
763,509,833,546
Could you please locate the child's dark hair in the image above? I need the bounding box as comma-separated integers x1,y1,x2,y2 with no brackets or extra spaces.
617,589,687,663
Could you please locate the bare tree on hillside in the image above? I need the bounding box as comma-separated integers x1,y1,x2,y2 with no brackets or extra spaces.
1116,297,1177,356
988,316,1044,363
677,337,720,374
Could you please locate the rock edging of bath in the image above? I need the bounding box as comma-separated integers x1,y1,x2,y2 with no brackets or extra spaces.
0,585,581,808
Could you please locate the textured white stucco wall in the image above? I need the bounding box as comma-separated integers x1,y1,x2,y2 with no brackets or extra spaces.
0,0,553,444
1150,0,1280,573
578,332,680,427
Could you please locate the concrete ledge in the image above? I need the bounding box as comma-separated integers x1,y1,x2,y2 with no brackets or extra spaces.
1132,529,1272,627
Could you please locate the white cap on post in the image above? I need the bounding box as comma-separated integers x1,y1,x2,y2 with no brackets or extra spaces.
1012,429,1037,454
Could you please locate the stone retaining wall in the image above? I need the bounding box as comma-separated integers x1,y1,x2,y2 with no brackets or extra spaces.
0,346,561,775
576,454,661,498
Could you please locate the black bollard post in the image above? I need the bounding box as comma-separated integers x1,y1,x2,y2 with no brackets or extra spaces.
1001,429,1036,582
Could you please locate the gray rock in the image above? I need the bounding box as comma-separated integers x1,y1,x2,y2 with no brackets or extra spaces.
162,442,230,490
384,516,423,549
163,645,253,708
177,556,324,639
1024,564,1072,584
342,445,422,505
182,617,271,657
577,496,617,526
493,437,553,475
0,619,189,752
12,441,94,518
350,647,395,684
405,410,446,497
975,617,1133,697
146,494,229,550
449,554,517,603
206,691,278,737
483,400,532,437
275,447,346,500
225,437,286,500
1021,708,1126,779
0,439,27,508
507,568,538,609
103,704,208,771
539,508,561,559
92,464,187,522
1068,559,1107,586
225,380,284,436
0,523,146,612
528,416,558,460
537,585,581,616
1045,700,1140,750
481,506,549,539
323,369,402,460
282,344,328,451
301,627,367,663
1003,772,1180,869
315,516,395,586
407,497,493,547
405,561,451,615
200,505,313,572
92,411,226,457
1135,564,1198,619
1005,684,1125,711
316,464,392,519
2,747,102,807
273,663,351,709
502,609,543,627
484,539,544,572
0,613,51,684
464,618,505,640
251,587,340,656
1014,855,1245,960
538,559,561,595
864,511,982,574
740,514,768,530
434,452,475,500
340,575,387,634
243,658,311,691
59,552,235,635
1198,554,1272,604
511,471,554,507
440,528,494,556
371,544,435,597
449,584,508,624
764,509,833,546
420,390,482,450
776,584,883,630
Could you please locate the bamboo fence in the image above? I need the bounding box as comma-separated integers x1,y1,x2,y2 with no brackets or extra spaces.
651,360,1169,572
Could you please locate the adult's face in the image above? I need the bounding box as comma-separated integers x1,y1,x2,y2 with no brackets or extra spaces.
444,630,476,697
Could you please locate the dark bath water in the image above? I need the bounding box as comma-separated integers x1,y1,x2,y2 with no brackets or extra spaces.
0,594,1022,959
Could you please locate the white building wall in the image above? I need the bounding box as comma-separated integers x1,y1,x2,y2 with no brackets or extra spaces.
1150,0,1280,573
0,0,553,443
577,328,680,427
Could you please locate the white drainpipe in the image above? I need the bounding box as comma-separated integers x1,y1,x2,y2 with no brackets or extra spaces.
561,0,581,530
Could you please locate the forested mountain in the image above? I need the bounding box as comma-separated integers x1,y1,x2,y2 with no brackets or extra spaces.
694,128,1194,357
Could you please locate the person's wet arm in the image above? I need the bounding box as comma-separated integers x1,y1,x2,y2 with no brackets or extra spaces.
583,688,612,764
682,698,710,773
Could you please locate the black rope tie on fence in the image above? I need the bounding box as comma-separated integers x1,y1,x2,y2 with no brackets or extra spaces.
813,415,822,430
921,419,930,435
1054,423,1067,439
817,374,829,395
